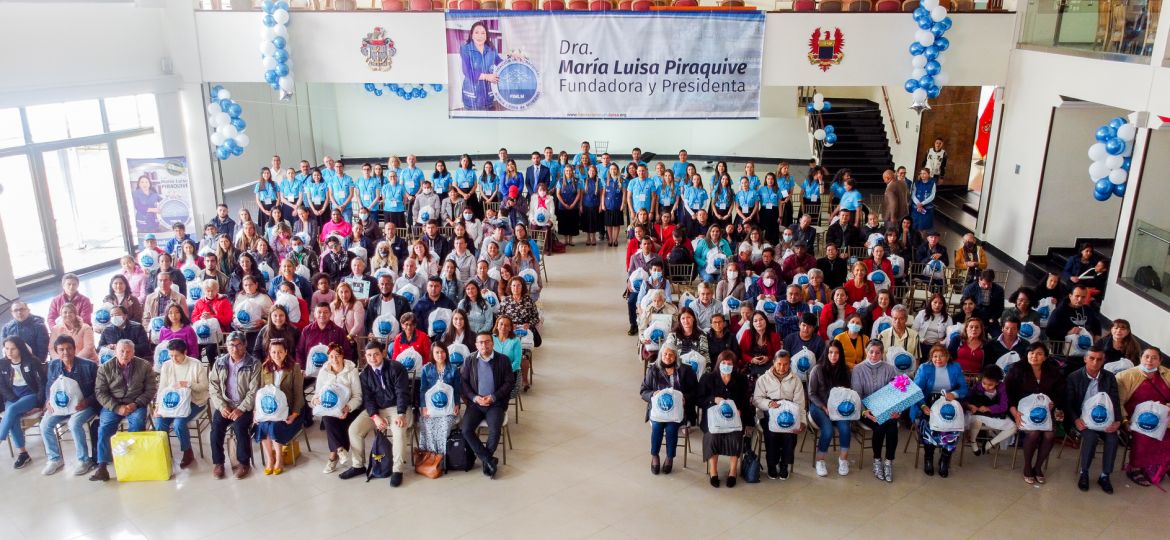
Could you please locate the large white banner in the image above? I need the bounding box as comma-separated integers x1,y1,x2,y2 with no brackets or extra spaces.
126,156,194,244
445,11,764,119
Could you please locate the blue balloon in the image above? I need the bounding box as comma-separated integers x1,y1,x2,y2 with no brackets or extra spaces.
272,36,286,50
265,70,279,85
211,84,224,100
1105,138,1126,156
1112,182,1126,197
1122,157,1131,170
824,133,838,145
231,145,243,157
223,138,239,151
824,125,835,134
261,0,274,12
822,101,831,111
935,36,950,51
373,89,383,96
1109,117,1126,129
909,42,926,56
275,1,289,10
926,85,942,99
397,89,406,97
228,103,242,117
270,82,281,90
432,84,443,91
914,6,929,18
925,60,942,75
273,49,289,63
216,146,230,160
918,75,935,88
932,22,947,36
262,14,276,27
364,82,375,91
219,98,232,112
1092,188,1111,201
939,16,953,30
1095,125,1116,142
275,63,290,77
231,118,247,131
917,17,933,30
1095,178,1113,195
418,90,427,99
389,83,400,91
904,79,921,93
806,102,815,113
924,45,940,60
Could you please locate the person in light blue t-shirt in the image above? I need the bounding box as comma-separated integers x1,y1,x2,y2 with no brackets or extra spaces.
328,161,355,223
381,170,407,228
431,160,452,201
398,155,426,203
671,150,690,184
571,140,595,168
626,165,657,216
835,175,863,228
303,169,330,228
355,162,381,223
734,176,759,225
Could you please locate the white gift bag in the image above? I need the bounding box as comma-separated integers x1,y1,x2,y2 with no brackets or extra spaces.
186,281,205,303
826,320,846,340
180,264,199,283
516,327,535,349
395,283,420,306
257,262,275,283
680,351,707,377
755,298,779,316
371,314,399,342
1018,393,1053,431
868,270,891,293
707,401,743,434
922,259,946,281
48,376,82,417
705,251,728,277
1018,321,1041,344
827,387,862,421
232,299,263,332
943,323,964,349
157,387,192,419
152,342,171,373
721,295,743,318
447,343,471,367
870,315,893,340
312,382,351,419
678,292,697,311
304,343,330,378
92,303,114,335
148,316,166,344
395,347,423,375
418,205,436,224
1036,297,1055,328
1080,391,1115,431
1130,401,1170,441
768,400,803,433
193,318,221,346
649,388,685,424
1104,358,1134,375
886,346,917,376
929,397,966,432
792,348,817,382
428,307,453,338
519,268,539,287
424,381,455,417
1065,328,1093,357
995,351,1021,374
866,233,885,250
482,290,500,312
253,384,289,423
275,292,301,324
640,320,670,352
889,254,905,278
852,298,872,315
792,273,810,288
137,250,159,271
295,264,313,282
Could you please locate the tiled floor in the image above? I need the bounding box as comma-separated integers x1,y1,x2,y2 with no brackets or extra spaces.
1,244,1165,540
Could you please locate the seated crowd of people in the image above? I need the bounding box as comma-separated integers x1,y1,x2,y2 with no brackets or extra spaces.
624,153,1167,492
0,151,561,485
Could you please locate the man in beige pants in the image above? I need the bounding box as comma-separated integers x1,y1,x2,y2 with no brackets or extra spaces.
338,342,412,487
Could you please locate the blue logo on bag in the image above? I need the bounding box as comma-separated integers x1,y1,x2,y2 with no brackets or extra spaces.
523,273,535,284
450,352,465,366
320,389,339,409
830,326,845,339
53,390,69,408
158,349,170,363
811,303,823,314
377,320,393,336
870,272,886,284
650,328,665,343
776,411,795,429
430,391,449,409
928,259,943,272
1019,324,1035,339
432,320,447,335
837,401,855,416
235,310,251,325
311,351,328,368
1029,407,1048,425
719,402,734,419
656,393,674,412
94,308,111,325
401,356,416,370
763,300,777,313
894,353,913,371
99,349,115,364
260,394,278,415
685,360,699,373
140,254,155,268
796,274,809,286
516,328,528,337
1077,335,1092,350
182,268,196,281
877,322,891,334
162,390,181,409
486,295,497,307
1037,305,1051,318
536,212,546,223
421,210,431,221
1090,405,1109,424
1137,411,1160,431
196,323,212,338
713,258,724,269
189,286,203,300
797,355,812,373
892,264,902,275
727,297,741,310
948,330,960,343
940,403,957,421
632,279,643,291
150,317,165,332
401,291,415,304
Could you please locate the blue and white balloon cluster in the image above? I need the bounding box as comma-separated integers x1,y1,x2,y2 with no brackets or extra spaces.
1087,116,1135,201
259,1,295,101
805,94,838,148
813,125,838,147
206,85,249,161
903,0,953,112
363,83,445,101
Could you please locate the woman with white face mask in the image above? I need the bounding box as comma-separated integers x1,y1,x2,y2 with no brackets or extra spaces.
698,351,752,488
1116,347,1170,487
851,340,900,483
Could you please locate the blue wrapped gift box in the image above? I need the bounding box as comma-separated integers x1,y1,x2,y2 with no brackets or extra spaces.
862,377,924,424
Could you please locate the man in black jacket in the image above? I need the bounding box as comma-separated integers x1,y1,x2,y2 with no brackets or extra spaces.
419,220,452,262
960,269,1006,333
1064,347,1121,494
365,275,412,337
815,243,848,289
97,306,151,360
461,332,515,479
985,316,1030,368
824,209,862,249
341,342,411,486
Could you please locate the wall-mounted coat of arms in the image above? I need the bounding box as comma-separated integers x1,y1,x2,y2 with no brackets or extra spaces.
361,26,397,72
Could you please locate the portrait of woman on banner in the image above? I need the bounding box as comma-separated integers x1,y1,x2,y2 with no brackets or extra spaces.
132,174,164,233
459,20,524,111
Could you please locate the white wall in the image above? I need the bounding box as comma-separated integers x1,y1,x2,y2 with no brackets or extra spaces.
1028,104,1126,255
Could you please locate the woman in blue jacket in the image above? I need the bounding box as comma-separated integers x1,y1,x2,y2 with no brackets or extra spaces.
911,344,970,478
911,168,937,231
693,225,733,283
418,343,461,454
459,21,502,111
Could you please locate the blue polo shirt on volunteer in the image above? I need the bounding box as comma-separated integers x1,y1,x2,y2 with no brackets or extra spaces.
279,176,304,205
399,165,425,197
839,188,862,212
735,187,759,214
627,176,655,213
303,180,329,209
431,171,452,197
671,161,689,183
758,185,780,211
382,178,406,213
454,167,477,193
684,184,709,212
356,174,380,212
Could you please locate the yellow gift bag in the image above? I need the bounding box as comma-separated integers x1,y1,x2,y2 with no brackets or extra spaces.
281,440,301,466
112,431,172,482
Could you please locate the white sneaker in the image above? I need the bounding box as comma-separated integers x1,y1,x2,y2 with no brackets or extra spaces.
72,460,95,476
337,448,349,466
323,457,338,474
41,460,64,476
838,458,850,476
815,460,828,477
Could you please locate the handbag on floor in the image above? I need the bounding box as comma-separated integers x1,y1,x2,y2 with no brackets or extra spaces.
741,447,761,484
414,449,444,479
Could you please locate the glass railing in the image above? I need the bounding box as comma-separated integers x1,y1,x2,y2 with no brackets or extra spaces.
1121,219,1170,306
1019,0,1160,57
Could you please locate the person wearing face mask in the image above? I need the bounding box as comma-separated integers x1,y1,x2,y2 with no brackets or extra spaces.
715,261,745,303
640,343,698,476
834,314,869,370
97,306,151,360
853,340,901,482
911,345,969,478
636,262,673,308
953,233,988,284
412,180,442,227
369,240,398,276
1116,347,1170,488
355,162,382,227
698,351,751,488
627,236,663,335
752,350,806,480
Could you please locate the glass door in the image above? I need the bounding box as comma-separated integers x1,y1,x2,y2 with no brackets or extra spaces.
41,144,126,272
0,155,52,279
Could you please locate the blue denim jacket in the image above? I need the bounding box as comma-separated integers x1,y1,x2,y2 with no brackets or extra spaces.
418,362,461,410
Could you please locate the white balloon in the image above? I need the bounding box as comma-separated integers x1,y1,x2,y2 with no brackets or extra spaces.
260,41,276,57
1117,123,1137,141
912,88,928,103
206,102,220,115
218,90,231,100
813,93,824,103
279,76,294,92
1109,169,1128,184
262,56,277,70
213,112,230,127
930,6,948,22
210,132,225,146
274,24,288,38
916,30,935,47
813,129,826,141
922,0,939,9
261,25,276,41
273,8,289,24
911,68,926,79
813,101,825,111
934,72,949,86
236,133,250,148
1087,143,1107,162
1089,161,1109,180
1105,155,1124,169
912,55,928,69
220,125,238,140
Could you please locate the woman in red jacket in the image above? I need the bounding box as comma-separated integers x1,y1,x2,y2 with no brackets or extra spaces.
819,287,856,340
843,262,877,306
862,244,896,289
391,312,431,365
737,311,781,374
191,280,233,330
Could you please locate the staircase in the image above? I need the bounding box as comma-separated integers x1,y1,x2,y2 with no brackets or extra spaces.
817,98,894,188
1024,237,1115,283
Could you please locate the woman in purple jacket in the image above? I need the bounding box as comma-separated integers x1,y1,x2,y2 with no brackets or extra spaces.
964,364,1016,457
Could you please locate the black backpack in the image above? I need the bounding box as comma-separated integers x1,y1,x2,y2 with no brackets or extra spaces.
741,448,761,484
365,431,394,482
445,431,476,472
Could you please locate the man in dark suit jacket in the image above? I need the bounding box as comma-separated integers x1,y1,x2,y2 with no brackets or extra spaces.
460,332,515,478
1064,346,1121,494
419,220,452,262
960,269,1006,332
824,209,862,249
524,152,551,196
364,275,412,336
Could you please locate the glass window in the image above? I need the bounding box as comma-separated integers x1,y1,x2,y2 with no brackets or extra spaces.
0,155,52,279
1120,131,1170,305
1020,0,1161,57
26,99,103,142
104,94,159,131
42,144,124,271
0,109,24,149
